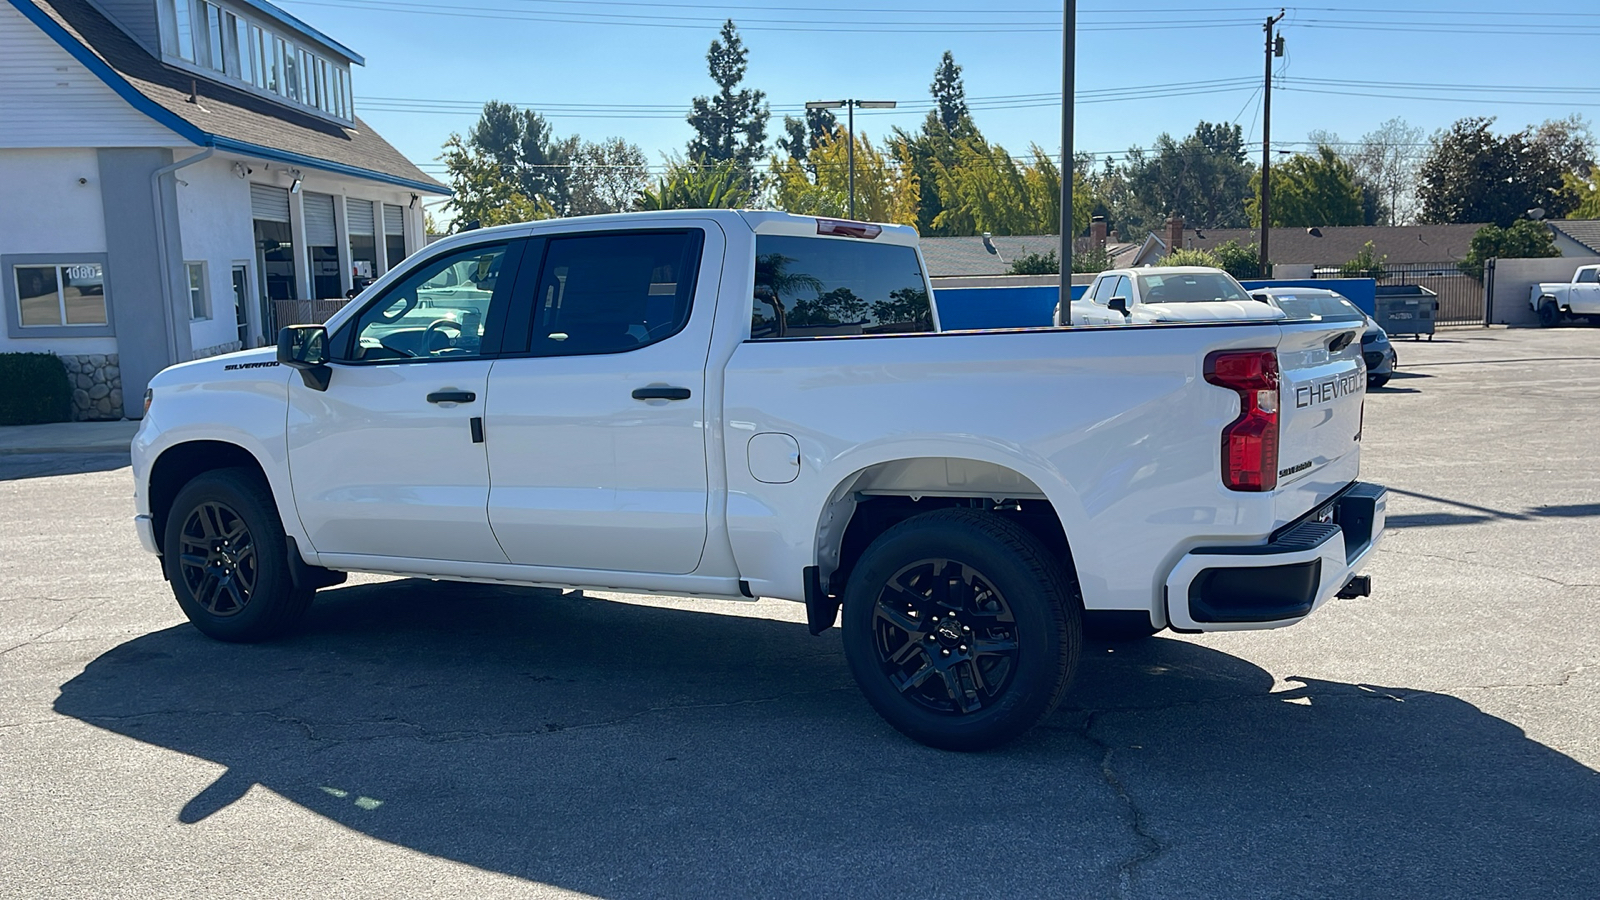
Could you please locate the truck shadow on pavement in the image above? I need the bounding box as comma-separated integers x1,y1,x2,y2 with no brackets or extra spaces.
55,579,1600,899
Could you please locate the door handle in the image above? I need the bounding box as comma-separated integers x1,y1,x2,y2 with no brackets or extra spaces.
427,390,476,404
632,386,692,401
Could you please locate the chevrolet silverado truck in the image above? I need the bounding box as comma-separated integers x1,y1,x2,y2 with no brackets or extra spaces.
132,210,1386,751
1054,266,1287,327
1531,264,1600,327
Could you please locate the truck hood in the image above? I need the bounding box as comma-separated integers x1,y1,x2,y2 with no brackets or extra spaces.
1137,301,1287,323
148,347,283,388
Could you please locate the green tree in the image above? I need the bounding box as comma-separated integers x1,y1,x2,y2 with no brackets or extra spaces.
1564,168,1600,219
930,138,1090,237
930,50,969,134
567,137,650,216
440,135,557,231
775,107,837,173
1125,122,1256,229
466,101,575,212
1339,241,1388,279
1458,220,1559,279
686,20,769,191
1006,246,1113,275
1248,146,1365,227
637,158,749,211
1419,117,1576,226
889,51,978,235
770,128,918,224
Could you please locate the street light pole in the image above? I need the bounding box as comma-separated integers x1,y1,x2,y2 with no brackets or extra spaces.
806,99,896,220
847,101,855,219
1060,0,1076,325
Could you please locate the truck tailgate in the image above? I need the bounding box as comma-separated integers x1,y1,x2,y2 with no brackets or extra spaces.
1274,320,1366,527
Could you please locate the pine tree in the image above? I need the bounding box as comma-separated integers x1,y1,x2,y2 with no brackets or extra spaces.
930,51,969,135
467,101,574,212
686,20,769,191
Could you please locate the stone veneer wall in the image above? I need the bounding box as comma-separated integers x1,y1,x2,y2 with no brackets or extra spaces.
193,340,244,360
57,341,241,421
60,353,122,421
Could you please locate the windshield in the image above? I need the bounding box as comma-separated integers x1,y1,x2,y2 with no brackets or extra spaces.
1271,292,1366,322
1136,272,1249,304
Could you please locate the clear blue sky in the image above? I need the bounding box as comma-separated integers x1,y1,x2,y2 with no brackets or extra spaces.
274,0,1600,209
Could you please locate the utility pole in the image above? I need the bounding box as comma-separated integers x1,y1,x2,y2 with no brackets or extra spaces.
1059,0,1076,324
804,99,897,219
1259,9,1285,278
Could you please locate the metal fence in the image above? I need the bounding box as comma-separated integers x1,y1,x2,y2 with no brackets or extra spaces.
270,299,350,332
1315,262,1487,326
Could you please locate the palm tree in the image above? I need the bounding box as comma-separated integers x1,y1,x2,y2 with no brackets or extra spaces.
753,252,822,337
636,159,749,210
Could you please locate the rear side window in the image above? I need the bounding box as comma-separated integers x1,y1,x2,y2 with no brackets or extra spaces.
751,236,933,339
1579,268,1598,284
524,230,701,357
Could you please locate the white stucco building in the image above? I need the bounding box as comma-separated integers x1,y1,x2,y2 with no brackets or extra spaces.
2,0,446,419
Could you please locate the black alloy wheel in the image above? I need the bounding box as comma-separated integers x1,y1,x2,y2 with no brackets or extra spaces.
177,501,259,617
870,559,1020,716
842,509,1081,751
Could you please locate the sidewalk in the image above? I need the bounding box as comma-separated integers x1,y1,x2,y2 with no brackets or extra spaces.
0,420,139,455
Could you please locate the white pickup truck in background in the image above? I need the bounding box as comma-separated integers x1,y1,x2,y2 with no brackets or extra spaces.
1531,264,1600,327
132,211,1385,750
1055,266,1286,326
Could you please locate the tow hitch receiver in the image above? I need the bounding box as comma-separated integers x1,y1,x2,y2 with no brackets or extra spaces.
1337,575,1372,599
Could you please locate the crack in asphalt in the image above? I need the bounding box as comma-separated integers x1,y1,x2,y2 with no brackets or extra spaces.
1378,546,1600,590
0,605,100,658
1077,709,1167,898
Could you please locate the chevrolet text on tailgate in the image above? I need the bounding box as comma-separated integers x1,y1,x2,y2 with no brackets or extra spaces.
132,210,1386,750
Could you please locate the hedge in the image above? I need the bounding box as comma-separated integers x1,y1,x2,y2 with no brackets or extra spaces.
0,352,72,426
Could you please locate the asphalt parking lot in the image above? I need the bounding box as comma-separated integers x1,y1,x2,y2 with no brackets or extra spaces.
2,327,1596,899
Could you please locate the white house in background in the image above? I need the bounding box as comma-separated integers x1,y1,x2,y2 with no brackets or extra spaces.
1,0,447,419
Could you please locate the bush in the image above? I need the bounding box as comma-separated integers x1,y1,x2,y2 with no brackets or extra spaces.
1339,240,1388,279
1211,240,1266,280
0,352,72,426
1163,247,1223,268
1007,246,1116,276
1008,249,1058,275
1458,220,1559,280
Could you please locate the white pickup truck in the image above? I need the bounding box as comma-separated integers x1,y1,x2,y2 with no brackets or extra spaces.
1531,264,1600,327
1054,266,1286,326
132,211,1385,750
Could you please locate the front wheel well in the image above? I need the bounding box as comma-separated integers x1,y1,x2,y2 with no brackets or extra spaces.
148,441,271,546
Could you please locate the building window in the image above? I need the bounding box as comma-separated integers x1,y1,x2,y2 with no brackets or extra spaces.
157,0,354,122
187,262,210,321
14,263,108,328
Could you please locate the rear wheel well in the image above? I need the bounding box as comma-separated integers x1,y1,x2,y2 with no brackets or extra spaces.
831,495,1078,598
149,441,271,546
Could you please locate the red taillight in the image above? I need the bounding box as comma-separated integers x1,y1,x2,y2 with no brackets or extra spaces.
816,218,882,239
1204,349,1280,492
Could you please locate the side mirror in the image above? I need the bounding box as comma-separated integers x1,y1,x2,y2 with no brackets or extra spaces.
277,325,331,391
1109,296,1130,316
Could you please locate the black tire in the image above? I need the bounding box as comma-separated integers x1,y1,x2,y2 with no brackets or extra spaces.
840,509,1082,751
1368,374,1390,388
1538,301,1561,328
163,468,312,643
